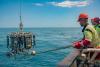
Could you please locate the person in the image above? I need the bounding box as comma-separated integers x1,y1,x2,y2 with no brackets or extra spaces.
91,17,100,38
73,13,100,49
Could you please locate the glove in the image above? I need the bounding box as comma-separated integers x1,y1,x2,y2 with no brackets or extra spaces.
73,39,90,49
82,39,90,47
73,41,82,49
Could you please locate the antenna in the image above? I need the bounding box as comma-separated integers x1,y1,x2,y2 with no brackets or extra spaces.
19,0,23,32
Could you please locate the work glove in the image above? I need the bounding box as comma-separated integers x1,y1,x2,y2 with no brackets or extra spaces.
73,41,82,49
82,39,90,47
73,39,90,49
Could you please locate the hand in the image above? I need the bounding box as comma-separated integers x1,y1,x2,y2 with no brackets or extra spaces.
82,39,90,47
73,41,81,49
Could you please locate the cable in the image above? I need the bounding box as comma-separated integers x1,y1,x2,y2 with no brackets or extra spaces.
35,45,73,55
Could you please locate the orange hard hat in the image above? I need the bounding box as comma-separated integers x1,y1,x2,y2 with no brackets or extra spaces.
79,13,88,19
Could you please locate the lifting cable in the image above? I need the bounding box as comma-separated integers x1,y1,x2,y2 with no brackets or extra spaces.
34,45,73,55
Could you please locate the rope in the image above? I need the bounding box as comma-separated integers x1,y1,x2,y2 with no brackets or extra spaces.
36,45,73,54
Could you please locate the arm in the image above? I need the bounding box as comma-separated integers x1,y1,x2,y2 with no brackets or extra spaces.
73,30,92,49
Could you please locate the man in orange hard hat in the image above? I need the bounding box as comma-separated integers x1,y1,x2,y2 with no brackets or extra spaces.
73,13,100,61
73,13,100,49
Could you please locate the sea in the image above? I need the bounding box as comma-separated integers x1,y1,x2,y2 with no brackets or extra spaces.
0,27,82,67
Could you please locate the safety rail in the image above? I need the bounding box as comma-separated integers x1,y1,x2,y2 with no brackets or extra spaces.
58,48,100,67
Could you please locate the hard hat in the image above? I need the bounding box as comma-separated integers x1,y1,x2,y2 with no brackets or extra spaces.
93,17,100,22
79,13,88,19
91,17,100,24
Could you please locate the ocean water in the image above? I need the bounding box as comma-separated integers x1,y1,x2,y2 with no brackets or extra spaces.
0,28,82,67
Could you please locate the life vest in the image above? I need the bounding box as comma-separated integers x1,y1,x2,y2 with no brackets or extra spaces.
94,24,100,38
83,25,100,48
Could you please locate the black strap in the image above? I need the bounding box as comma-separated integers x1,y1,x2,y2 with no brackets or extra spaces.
82,25,87,32
85,29,93,34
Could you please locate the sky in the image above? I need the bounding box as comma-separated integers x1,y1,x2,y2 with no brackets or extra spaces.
0,0,100,28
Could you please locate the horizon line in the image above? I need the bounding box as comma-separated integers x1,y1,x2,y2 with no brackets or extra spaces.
0,27,80,28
